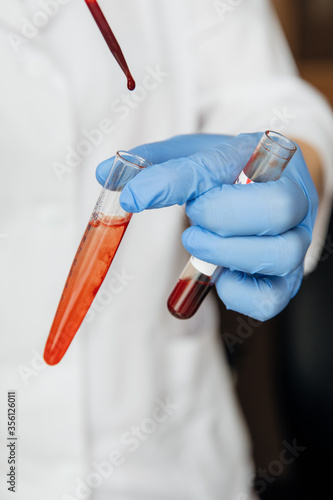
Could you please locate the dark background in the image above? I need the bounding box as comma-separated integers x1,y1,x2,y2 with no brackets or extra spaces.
219,1,333,498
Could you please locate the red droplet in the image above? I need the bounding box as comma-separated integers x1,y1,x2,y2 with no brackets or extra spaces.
127,76,136,91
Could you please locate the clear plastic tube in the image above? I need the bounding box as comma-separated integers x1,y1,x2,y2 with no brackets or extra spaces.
44,151,151,365
167,131,297,320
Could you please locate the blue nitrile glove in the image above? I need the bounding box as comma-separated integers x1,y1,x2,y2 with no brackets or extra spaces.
96,133,318,321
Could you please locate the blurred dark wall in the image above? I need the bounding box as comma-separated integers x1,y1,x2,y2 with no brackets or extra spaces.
273,0,333,105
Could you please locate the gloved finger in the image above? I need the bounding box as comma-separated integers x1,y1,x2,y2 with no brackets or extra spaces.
119,133,262,212
131,133,234,165
215,266,303,321
283,147,319,230
96,133,233,186
185,176,309,236
182,225,311,276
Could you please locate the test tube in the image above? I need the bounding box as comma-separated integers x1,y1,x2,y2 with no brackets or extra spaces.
44,151,151,365
167,131,297,320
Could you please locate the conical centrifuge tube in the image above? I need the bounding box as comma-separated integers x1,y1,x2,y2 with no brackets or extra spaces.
44,152,151,365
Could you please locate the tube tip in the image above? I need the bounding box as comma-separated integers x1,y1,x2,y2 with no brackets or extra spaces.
167,302,191,320
43,343,65,366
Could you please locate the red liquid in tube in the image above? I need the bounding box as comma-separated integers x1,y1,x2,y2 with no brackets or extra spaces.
44,215,130,365
84,0,135,90
167,279,213,320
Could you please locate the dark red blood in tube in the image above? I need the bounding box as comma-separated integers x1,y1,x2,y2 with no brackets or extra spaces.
167,279,213,320
84,0,135,90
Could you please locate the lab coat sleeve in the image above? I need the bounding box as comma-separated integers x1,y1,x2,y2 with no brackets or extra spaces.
191,0,333,273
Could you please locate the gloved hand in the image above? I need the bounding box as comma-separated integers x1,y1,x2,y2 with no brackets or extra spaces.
96,133,318,321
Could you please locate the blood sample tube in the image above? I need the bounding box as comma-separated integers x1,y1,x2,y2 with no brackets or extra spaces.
167,130,297,320
44,151,151,365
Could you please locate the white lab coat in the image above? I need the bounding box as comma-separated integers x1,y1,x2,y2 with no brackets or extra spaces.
0,1,333,499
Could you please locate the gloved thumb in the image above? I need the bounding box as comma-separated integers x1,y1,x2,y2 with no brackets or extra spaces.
119,133,261,212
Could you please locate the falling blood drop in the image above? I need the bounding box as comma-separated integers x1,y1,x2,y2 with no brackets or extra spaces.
127,76,136,91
